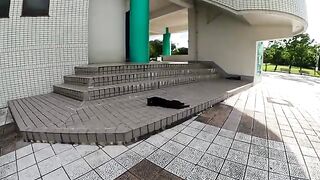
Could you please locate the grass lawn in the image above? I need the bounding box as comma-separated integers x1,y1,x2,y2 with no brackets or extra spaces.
262,63,320,78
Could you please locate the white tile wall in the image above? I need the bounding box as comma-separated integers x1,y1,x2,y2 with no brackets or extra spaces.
208,0,307,21
0,0,89,108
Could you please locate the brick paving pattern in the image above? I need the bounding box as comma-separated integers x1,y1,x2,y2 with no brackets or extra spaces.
1,72,320,180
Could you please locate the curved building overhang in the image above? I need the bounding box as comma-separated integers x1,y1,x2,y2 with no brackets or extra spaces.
201,0,308,38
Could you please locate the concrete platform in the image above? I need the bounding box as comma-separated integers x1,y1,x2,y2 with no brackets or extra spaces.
8,79,252,145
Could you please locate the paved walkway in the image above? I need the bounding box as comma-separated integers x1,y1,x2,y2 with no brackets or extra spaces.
1,72,320,180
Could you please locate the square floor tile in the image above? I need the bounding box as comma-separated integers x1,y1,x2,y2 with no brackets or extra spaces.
231,140,250,153
35,146,55,163
250,144,268,158
244,167,268,180
188,121,206,130
57,148,81,166
269,140,285,151
203,125,220,134
216,174,235,180
220,161,246,180
38,155,61,176
165,157,195,179
198,153,224,172
269,159,289,175
178,147,204,164
96,159,126,180
42,168,69,180
181,127,201,137
213,136,233,148
247,154,268,171
32,143,50,152
0,151,16,167
187,165,218,180
64,158,92,179
147,149,175,168
115,150,143,170
18,165,40,180
84,149,111,168
103,145,128,158
289,163,309,179
0,161,16,179
17,154,36,171
52,144,73,155
129,159,162,179
172,133,194,145
300,146,317,157
218,129,235,139
251,136,267,147
269,172,290,180
16,145,33,159
172,124,187,132
3,173,18,180
188,138,210,152
75,145,99,157
76,170,102,180
132,141,157,158
146,134,169,147
196,131,216,142
160,129,179,139
235,132,251,143
206,143,229,158
269,148,287,162
226,149,248,165
160,140,185,156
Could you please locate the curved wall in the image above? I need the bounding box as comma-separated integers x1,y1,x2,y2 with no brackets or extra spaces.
0,0,89,108
204,0,307,21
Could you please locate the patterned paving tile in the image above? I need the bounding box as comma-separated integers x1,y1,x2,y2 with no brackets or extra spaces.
128,160,162,179
220,160,246,180
147,149,175,168
165,157,195,179
115,150,143,170
84,149,111,168
132,141,157,158
178,147,204,164
64,158,92,179
188,138,210,152
172,133,194,145
96,159,127,180
187,165,218,180
42,168,69,180
160,140,185,156
103,145,128,158
198,153,224,172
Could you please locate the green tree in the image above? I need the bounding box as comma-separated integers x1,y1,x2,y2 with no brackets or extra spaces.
172,47,188,55
285,34,317,73
149,40,177,58
264,41,285,71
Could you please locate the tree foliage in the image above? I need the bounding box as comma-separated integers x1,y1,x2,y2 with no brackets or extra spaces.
264,33,319,73
149,40,178,58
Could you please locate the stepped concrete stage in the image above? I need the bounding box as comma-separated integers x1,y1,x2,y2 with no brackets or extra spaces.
8,62,252,144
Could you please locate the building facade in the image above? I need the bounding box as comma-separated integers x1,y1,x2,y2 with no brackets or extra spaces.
0,0,308,108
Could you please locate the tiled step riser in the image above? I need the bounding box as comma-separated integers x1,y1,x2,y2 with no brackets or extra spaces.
65,69,216,87
19,95,229,145
75,63,206,75
54,74,218,101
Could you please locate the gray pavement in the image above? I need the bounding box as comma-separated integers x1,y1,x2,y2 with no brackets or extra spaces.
1,72,320,180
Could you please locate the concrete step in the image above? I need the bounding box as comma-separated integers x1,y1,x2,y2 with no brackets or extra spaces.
54,74,219,101
74,62,206,75
64,68,216,87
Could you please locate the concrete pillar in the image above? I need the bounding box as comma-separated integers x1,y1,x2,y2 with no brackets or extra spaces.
162,27,171,56
129,0,150,63
88,0,126,64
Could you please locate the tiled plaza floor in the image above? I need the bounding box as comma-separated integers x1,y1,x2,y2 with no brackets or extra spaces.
1,72,320,180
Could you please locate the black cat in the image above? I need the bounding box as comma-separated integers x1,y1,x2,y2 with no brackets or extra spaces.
147,97,190,109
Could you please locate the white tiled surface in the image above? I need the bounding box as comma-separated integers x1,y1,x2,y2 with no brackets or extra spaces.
0,0,89,108
207,0,307,21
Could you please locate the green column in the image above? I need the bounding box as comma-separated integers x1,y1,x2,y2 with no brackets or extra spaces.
162,27,171,56
130,0,150,63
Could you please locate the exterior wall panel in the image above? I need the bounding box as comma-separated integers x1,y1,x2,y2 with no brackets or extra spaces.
0,0,89,108
205,0,307,21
